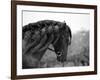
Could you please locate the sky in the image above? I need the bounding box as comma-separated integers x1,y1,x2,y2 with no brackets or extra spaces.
22,10,90,34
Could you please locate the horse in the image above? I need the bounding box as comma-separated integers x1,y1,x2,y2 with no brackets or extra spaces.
22,20,72,69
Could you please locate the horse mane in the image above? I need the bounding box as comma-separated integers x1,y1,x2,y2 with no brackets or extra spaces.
22,20,71,41
22,20,72,68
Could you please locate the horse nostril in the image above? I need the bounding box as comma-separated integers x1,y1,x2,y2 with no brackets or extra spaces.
57,52,62,56
56,51,67,62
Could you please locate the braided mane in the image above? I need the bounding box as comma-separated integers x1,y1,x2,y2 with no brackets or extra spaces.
22,20,71,42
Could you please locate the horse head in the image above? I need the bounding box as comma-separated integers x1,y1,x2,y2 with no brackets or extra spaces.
53,22,72,62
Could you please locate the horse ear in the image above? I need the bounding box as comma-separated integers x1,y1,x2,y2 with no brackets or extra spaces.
63,21,66,26
63,20,66,23
61,21,66,30
64,21,72,38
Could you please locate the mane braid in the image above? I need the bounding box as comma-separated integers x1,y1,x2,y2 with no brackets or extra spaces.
22,20,71,45
23,20,62,39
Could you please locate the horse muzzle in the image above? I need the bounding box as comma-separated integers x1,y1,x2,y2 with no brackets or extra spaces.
56,52,67,62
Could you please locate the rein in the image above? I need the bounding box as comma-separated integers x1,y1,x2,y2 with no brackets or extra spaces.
47,32,64,57
47,48,63,57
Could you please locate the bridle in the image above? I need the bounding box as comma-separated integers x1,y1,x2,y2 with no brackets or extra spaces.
47,34,65,57
47,47,63,57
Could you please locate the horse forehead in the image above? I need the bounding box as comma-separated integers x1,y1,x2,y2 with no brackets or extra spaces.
54,37,64,49
54,32,69,48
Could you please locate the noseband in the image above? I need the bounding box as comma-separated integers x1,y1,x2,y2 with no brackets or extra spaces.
56,51,63,57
